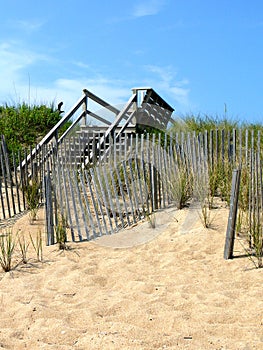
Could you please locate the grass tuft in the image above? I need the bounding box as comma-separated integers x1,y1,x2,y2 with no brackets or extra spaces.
0,232,16,272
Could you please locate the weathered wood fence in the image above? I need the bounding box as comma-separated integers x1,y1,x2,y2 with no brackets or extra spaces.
43,127,263,245
1,128,263,260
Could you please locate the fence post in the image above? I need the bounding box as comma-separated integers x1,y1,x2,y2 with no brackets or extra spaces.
224,167,241,259
44,172,54,245
82,90,88,126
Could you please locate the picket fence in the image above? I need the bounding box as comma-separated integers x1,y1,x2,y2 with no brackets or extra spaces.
0,128,263,254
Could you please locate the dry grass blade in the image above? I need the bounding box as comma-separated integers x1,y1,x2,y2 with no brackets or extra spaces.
29,231,43,262
17,233,30,264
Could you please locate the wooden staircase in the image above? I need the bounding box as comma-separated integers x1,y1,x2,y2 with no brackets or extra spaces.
20,87,175,173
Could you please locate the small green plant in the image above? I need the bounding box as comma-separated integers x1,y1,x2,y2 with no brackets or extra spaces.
55,214,68,250
0,232,16,272
17,233,30,264
217,160,233,205
208,161,222,208
249,215,263,268
30,231,43,262
194,168,214,228
199,199,213,228
168,165,192,209
24,179,41,223
146,212,156,229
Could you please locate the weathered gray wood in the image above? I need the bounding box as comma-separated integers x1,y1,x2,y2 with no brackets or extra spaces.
239,128,242,166
44,172,54,245
232,129,236,165
12,152,21,213
108,162,125,228
90,168,109,235
1,135,12,184
94,165,114,234
60,163,75,242
122,160,136,223
0,152,11,218
79,172,97,239
114,163,131,226
224,168,241,259
215,129,220,164
84,169,103,236
18,151,26,210
102,165,119,230
67,169,82,241
72,172,90,240
150,133,158,210
209,129,214,169
128,158,141,218
245,129,249,166
0,179,6,219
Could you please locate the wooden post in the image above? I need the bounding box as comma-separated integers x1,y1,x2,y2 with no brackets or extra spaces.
44,172,54,245
224,168,241,259
82,90,88,127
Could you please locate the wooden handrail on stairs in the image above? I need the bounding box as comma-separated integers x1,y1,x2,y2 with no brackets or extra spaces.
19,87,175,173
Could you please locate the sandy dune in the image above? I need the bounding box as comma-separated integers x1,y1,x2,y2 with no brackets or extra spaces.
0,204,262,350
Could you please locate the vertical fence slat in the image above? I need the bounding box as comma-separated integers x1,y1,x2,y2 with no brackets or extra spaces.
224,168,241,259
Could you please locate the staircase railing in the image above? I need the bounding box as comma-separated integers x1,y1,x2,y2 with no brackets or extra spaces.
19,87,175,173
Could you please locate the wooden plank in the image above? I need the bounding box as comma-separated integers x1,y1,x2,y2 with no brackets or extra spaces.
102,164,119,230
245,129,249,166
128,158,141,219
12,151,21,213
72,172,90,240
151,133,158,210
122,160,136,223
7,152,16,216
108,162,125,229
66,169,82,241
94,165,114,234
157,133,163,208
60,163,75,242
1,135,11,184
18,151,26,210
114,163,131,226
90,168,109,235
224,168,241,259
84,169,103,236
79,172,97,239
239,128,242,166
0,152,11,218
233,129,236,165
0,177,6,219
221,129,225,164
44,172,54,245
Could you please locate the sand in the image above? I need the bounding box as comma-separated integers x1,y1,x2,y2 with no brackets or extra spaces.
0,203,262,350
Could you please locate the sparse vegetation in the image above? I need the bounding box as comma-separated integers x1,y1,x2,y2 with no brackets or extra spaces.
0,103,262,268
55,214,68,250
23,178,41,223
17,232,30,264
168,165,192,209
30,231,43,262
0,231,16,272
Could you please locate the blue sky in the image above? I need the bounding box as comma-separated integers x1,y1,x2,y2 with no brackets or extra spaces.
1,0,263,123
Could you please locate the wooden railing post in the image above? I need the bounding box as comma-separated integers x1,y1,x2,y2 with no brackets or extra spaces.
82,89,88,126
224,167,241,259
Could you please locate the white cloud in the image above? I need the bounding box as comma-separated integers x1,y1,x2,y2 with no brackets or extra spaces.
0,41,190,116
144,65,190,109
132,0,166,17
54,78,130,111
0,41,51,104
8,18,45,33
